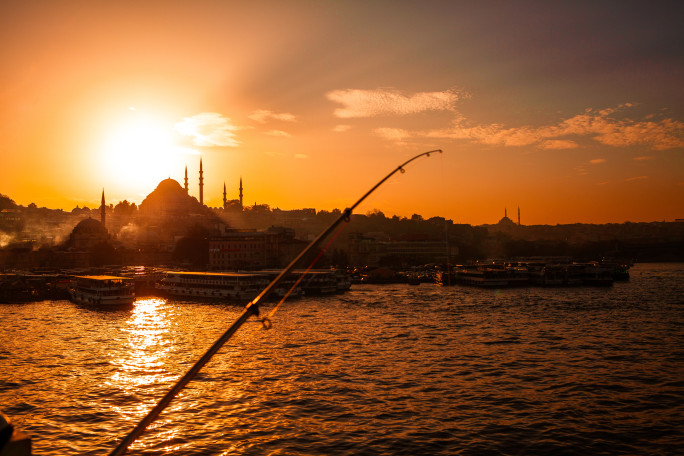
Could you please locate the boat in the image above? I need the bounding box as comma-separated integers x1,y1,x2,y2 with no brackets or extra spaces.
406,275,422,285
332,269,353,292
435,268,457,286
543,264,571,286
250,269,351,295
156,271,273,301
454,264,510,287
505,264,530,286
600,257,632,281
578,262,614,286
69,275,135,306
119,266,166,296
524,261,576,286
563,263,585,285
156,269,351,302
298,270,340,294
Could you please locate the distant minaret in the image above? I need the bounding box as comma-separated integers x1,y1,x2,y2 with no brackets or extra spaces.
518,206,521,226
199,158,204,206
100,189,106,228
184,166,189,193
239,177,243,209
223,182,227,209
505,208,508,219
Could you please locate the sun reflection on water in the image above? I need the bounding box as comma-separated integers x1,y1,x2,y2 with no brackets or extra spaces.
110,298,176,390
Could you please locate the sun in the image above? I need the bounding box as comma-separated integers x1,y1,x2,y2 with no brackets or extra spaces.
99,109,192,194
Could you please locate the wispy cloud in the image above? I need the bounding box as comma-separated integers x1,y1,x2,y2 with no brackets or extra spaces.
626,176,648,181
175,113,240,147
294,153,308,159
333,124,351,133
540,139,578,150
248,109,297,123
265,130,292,138
633,155,653,161
401,103,684,151
327,88,465,118
375,127,411,143
590,158,606,164
553,105,683,150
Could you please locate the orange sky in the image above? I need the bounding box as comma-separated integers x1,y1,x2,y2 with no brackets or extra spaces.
1,1,682,225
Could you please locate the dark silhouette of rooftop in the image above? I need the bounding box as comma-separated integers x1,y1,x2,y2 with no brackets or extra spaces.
139,178,207,218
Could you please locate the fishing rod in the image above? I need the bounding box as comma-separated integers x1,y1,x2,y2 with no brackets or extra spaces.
109,149,442,455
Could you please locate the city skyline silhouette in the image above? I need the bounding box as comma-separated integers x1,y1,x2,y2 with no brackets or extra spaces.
1,2,682,226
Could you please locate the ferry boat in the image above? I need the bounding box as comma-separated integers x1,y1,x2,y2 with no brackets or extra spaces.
453,264,511,287
69,275,135,306
251,269,351,295
600,257,632,281
156,271,274,301
332,269,353,293
578,262,614,286
525,262,577,286
119,266,166,296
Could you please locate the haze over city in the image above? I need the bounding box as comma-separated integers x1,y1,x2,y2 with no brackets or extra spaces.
2,1,682,225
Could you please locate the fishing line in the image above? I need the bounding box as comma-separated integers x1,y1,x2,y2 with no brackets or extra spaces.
108,149,442,456
439,152,454,289
262,221,349,327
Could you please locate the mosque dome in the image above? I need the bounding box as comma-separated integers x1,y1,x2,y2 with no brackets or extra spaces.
498,215,515,226
139,178,202,217
136,171,224,242
73,217,106,233
67,217,109,250
497,208,518,227
155,178,184,193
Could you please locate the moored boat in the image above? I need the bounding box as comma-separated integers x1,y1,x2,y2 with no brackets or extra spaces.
435,268,457,286
156,271,270,301
454,264,510,287
254,269,351,295
600,258,632,281
578,262,614,286
69,275,135,306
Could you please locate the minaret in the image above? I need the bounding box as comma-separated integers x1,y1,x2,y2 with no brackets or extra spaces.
199,158,204,206
504,208,507,219
518,206,521,226
184,166,189,193
100,189,106,228
239,177,243,209
223,182,227,209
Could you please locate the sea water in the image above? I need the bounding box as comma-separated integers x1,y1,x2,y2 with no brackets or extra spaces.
1,263,682,455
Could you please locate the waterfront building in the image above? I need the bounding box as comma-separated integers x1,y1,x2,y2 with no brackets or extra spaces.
208,226,304,270
0,209,23,232
348,232,457,267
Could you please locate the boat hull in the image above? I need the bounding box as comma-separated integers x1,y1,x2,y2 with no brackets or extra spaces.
69,290,135,306
68,275,136,306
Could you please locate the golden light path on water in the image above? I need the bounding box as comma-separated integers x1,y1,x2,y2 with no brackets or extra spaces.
111,298,173,389
105,297,253,454
1,265,683,455
107,298,185,452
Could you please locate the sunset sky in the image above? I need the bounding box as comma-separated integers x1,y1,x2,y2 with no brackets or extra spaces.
1,1,682,225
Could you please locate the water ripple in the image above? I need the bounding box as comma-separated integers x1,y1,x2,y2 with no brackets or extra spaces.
0,264,683,454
